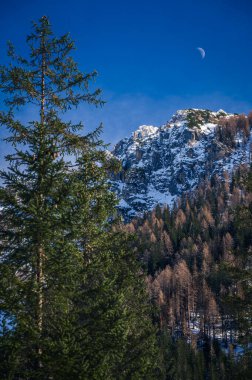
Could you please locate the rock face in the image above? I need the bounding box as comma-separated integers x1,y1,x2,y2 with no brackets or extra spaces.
110,109,252,219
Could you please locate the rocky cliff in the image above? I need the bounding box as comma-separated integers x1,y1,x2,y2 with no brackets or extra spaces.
110,109,252,219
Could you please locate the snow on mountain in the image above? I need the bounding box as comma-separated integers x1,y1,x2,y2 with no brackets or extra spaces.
110,109,252,219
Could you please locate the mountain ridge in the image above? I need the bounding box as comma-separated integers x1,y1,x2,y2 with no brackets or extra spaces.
110,109,252,219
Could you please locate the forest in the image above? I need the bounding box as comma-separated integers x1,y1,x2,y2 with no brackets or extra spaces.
0,16,251,380
123,164,252,379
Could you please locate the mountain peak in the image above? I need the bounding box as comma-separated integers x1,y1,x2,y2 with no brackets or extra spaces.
110,109,251,220
169,108,230,129
132,125,159,140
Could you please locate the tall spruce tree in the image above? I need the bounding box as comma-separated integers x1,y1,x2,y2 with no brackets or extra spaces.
0,17,159,379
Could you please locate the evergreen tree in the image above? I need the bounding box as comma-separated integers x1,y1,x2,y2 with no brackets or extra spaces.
0,17,159,379
222,166,252,344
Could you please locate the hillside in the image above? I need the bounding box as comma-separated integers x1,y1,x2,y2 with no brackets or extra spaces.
121,164,252,362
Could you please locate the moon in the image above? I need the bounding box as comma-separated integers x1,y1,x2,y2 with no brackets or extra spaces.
197,47,206,59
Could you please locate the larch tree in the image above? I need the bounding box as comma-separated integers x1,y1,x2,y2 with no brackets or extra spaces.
0,17,159,379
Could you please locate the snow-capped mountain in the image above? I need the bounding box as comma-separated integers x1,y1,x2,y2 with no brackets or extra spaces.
110,109,252,219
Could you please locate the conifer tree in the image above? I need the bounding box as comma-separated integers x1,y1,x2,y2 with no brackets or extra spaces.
0,17,159,379
224,167,252,341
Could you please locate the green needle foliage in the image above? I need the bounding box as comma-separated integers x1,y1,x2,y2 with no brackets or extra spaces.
0,17,159,379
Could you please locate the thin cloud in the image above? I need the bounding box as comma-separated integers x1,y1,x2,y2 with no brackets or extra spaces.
69,91,252,147
0,92,251,170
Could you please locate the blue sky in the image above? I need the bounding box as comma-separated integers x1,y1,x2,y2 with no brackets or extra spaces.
0,0,252,149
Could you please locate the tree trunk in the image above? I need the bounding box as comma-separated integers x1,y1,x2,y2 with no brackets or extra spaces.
36,22,46,368
37,245,44,367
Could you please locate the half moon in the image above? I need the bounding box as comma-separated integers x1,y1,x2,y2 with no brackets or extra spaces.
197,47,206,59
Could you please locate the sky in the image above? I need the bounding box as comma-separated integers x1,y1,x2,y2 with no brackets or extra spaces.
0,0,252,151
